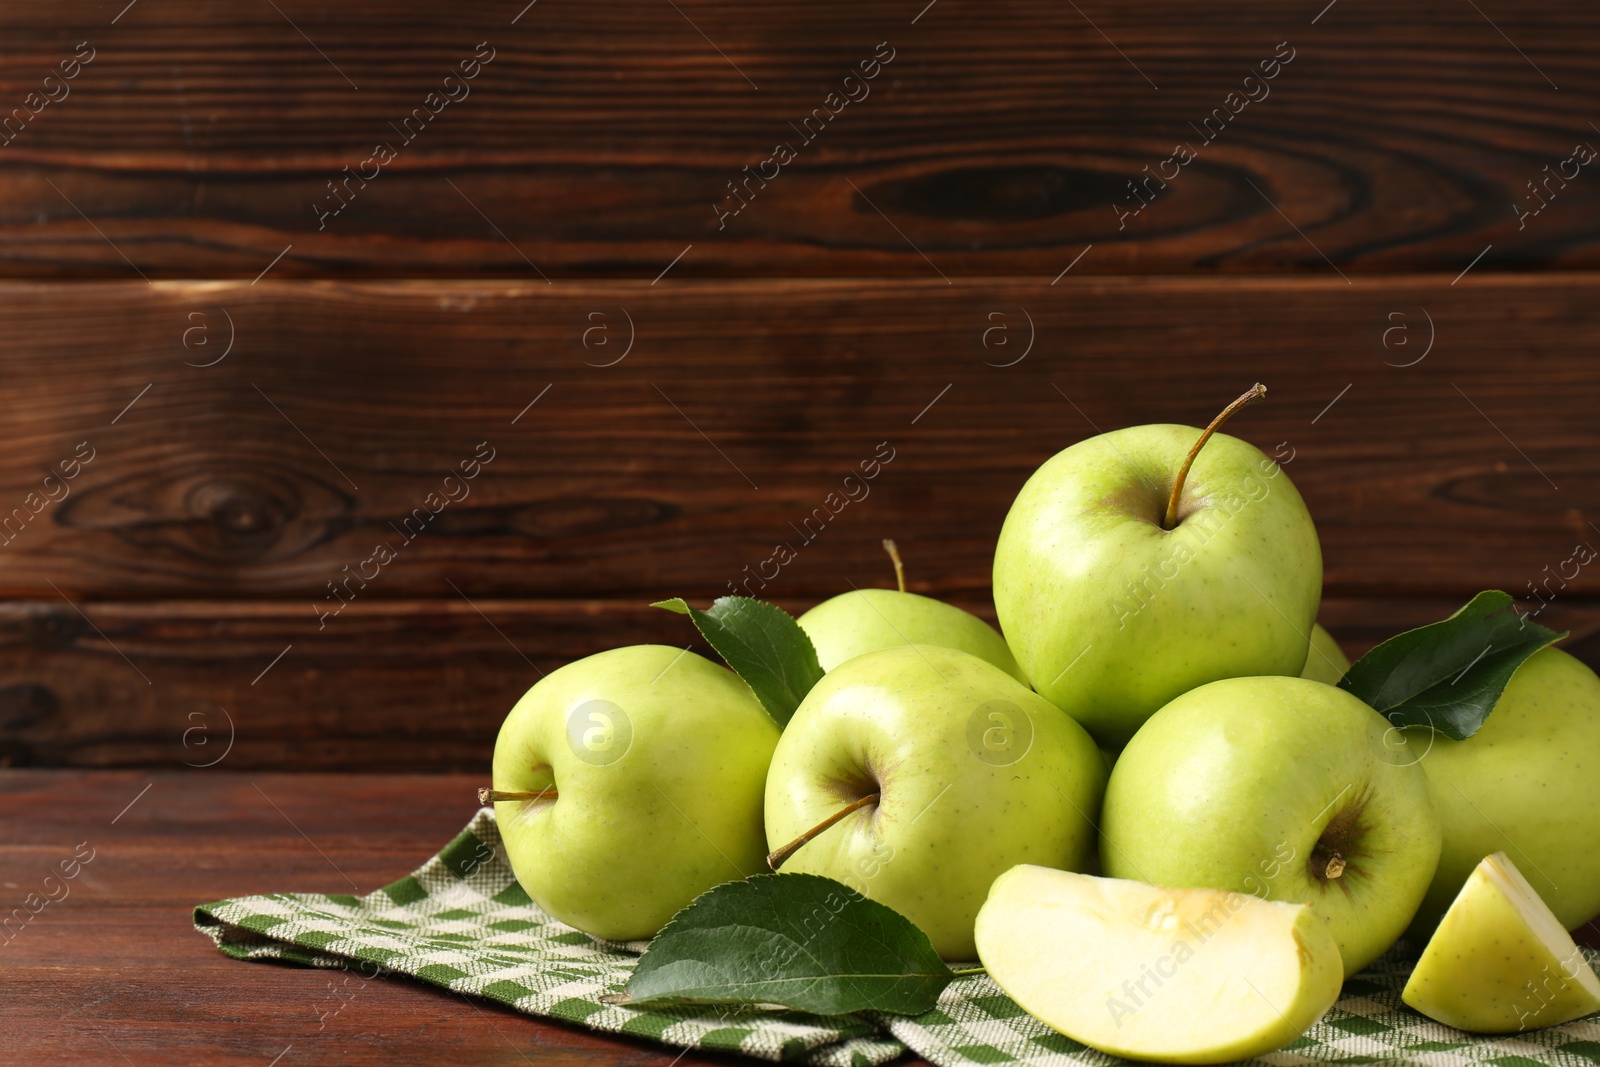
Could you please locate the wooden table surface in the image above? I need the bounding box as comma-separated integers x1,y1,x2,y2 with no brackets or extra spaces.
5,768,1595,1066
0,768,817,1067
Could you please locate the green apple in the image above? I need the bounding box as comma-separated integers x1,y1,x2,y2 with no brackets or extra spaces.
490,645,779,941
764,643,1105,959
976,866,1343,1063
994,397,1321,749
1101,675,1440,976
1300,622,1350,684
798,540,1025,681
1403,851,1600,1033
798,589,1024,681
1404,647,1600,933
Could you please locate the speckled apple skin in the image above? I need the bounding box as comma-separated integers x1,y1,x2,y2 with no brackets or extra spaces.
765,644,1106,960
1102,676,1441,976
1402,853,1600,1032
1300,623,1351,684
1404,647,1600,934
799,588,1025,681
492,646,779,942
994,424,1321,750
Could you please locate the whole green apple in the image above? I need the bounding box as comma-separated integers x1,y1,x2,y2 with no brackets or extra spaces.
1403,646,1600,933
798,588,1024,681
764,643,1105,959
491,645,779,941
995,411,1321,749
1101,675,1440,976
1300,622,1350,684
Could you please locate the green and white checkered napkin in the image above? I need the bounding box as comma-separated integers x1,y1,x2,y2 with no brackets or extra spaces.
194,809,1600,1066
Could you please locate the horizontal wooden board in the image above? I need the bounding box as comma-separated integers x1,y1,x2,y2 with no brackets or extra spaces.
0,769,768,1067
0,276,1595,604
6,595,1600,771
0,769,1594,1065
0,3,1597,276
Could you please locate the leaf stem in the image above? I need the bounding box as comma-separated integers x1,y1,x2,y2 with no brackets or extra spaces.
1163,383,1267,530
949,966,987,977
883,539,906,594
767,793,880,870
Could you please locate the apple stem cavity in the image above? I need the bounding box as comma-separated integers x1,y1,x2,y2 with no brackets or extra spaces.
1162,382,1268,531
767,792,880,871
883,539,906,594
1309,787,1367,886
478,787,558,804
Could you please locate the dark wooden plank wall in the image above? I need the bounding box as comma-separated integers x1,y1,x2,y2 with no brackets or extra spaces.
0,2,1595,277
0,3,1597,770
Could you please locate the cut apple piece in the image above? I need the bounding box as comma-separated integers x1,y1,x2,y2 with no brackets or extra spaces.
974,866,1343,1065
1402,851,1600,1033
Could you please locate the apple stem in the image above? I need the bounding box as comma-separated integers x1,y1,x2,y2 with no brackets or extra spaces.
767,792,881,871
949,966,987,977
883,539,906,594
478,787,558,804
1324,853,1347,879
1162,383,1268,530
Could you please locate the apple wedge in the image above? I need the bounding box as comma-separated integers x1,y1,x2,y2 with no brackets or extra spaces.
1403,851,1600,1033
975,866,1343,1064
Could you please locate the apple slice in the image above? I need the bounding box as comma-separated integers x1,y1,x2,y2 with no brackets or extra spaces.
975,866,1343,1064
1402,851,1600,1033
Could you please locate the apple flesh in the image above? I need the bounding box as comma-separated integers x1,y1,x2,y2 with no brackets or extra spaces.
975,866,1343,1064
1101,675,1440,976
764,644,1105,959
491,645,779,941
1403,852,1600,1033
994,424,1321,749
798,588,1025,681
1404,647,1600,934
1300,622,1350,684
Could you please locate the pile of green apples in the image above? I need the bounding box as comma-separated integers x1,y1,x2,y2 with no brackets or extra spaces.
485,386,1600,1063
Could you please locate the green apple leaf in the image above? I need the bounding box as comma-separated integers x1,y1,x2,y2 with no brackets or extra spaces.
610,873,955,1016
1338,590,1566,740
654,596,823,728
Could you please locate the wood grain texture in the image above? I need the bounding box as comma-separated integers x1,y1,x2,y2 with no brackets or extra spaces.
0,2,1596,277
0,769,805,1067
0,276,1595,604
6,3,1597,1058
7,595,1600,771
0,769,1594,1065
